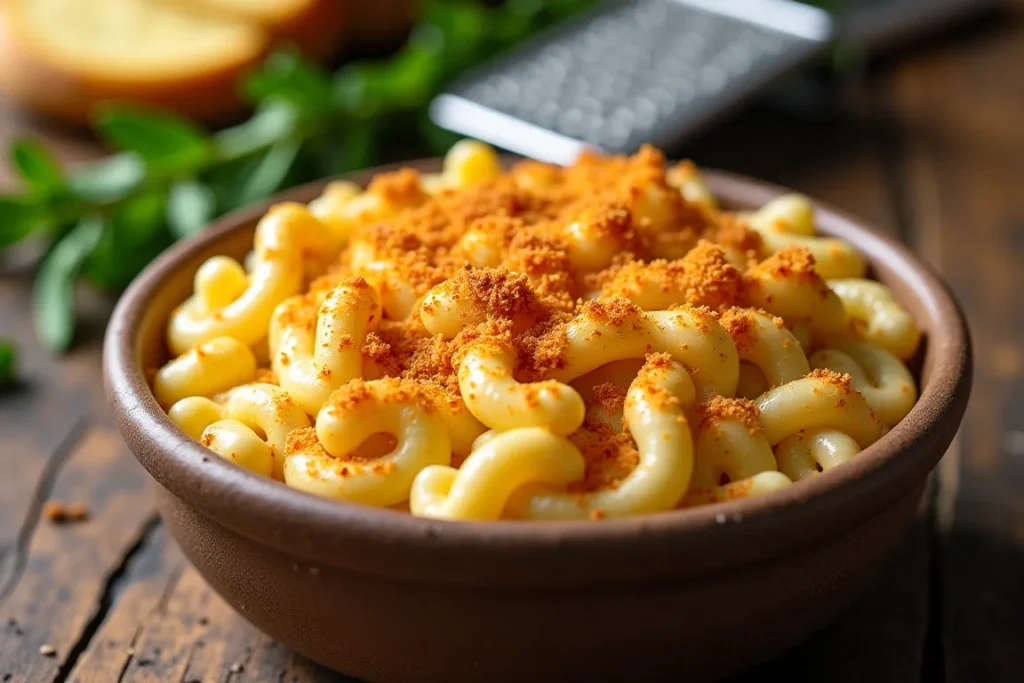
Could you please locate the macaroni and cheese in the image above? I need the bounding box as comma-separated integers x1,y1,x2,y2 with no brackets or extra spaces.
155,141,921,521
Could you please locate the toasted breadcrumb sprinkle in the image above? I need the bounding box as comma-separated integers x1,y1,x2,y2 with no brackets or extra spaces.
43,501,90,524
808,368,852,387
592,382,627,415
262,146,861,496
695,396,763,435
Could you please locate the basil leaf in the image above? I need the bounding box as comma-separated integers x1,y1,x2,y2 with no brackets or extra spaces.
0,340,15,385
33,216,105,352
10,138,65,194
168,180,217,239
93,108,210,171
69,154,147,203
237,138,302,207
0,197,47,247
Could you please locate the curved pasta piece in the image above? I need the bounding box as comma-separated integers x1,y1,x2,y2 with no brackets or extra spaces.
458,338,585,436
688,399,778,490
667,160,717,210
410,428,584,521
828,279,922,359
168,204,334,355
153,336,256,407
562,203,633,273
747,194,866,279
348,254,424,322
745,248,847,340
419,280,483,338
200,419,275,478
511,356,698,520
553,299,739,399
774,429,861,481
306,180,362,240
631,178,683,237
419,268,539,339
455,228,503,268
442,139,503,188
434,393,488,461
470,429,499,453
220,383,310,479
601,261,689,311
810,340,917,426
284,379,451,506
271,278,382,415
167,396,223,441
600,242,744,311
755,372,884,448
310,173,426,241
747,194,815,239
680,471,793,507
167,383,310,479
720,308,809,389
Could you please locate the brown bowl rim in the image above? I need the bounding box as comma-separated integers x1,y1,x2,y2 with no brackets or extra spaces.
103,158,971,585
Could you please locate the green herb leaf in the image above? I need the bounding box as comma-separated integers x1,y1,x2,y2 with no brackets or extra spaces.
305,122,377,178
243,50,334,118
115,191,167,246
94,108,210,171
0,197,47,246
84,191,171,290
33,215,105,352
0,340,15,385
10,138,65,195
215,101,298,159
168,180,217,239
237,138,302,207
69,154,147,203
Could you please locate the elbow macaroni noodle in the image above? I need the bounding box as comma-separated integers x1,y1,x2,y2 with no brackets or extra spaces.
155,142,923,521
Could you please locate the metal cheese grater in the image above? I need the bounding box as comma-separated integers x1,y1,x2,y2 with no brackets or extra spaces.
429,0,833,164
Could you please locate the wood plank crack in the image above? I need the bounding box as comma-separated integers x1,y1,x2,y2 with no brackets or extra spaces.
53,514,162,683
125,563,186,683
0,414,90,607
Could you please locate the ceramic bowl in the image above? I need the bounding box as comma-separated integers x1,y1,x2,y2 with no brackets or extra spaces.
104,159,971,683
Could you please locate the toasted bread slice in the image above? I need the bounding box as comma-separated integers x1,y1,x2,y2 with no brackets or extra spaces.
0,0,347,124
185,0,347,60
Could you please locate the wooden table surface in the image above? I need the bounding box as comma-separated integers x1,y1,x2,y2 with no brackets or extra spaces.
2,8,1023,682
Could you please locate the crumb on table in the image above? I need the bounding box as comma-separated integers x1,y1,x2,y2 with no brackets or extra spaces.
42,501,90,524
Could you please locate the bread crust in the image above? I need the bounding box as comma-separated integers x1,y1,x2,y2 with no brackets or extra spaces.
0,0,348,124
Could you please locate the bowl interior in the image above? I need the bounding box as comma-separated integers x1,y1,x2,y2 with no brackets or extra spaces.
107,159,971,586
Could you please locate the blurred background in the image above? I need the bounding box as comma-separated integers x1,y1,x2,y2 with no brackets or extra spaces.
0,1,1022,681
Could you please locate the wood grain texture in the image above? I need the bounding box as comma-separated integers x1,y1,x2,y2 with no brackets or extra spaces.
2,9,1023,680
882,18,1024,682
0,425,157,683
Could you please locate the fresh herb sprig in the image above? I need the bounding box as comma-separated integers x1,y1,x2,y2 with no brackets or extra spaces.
0,0,596,353
0,340,15,384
